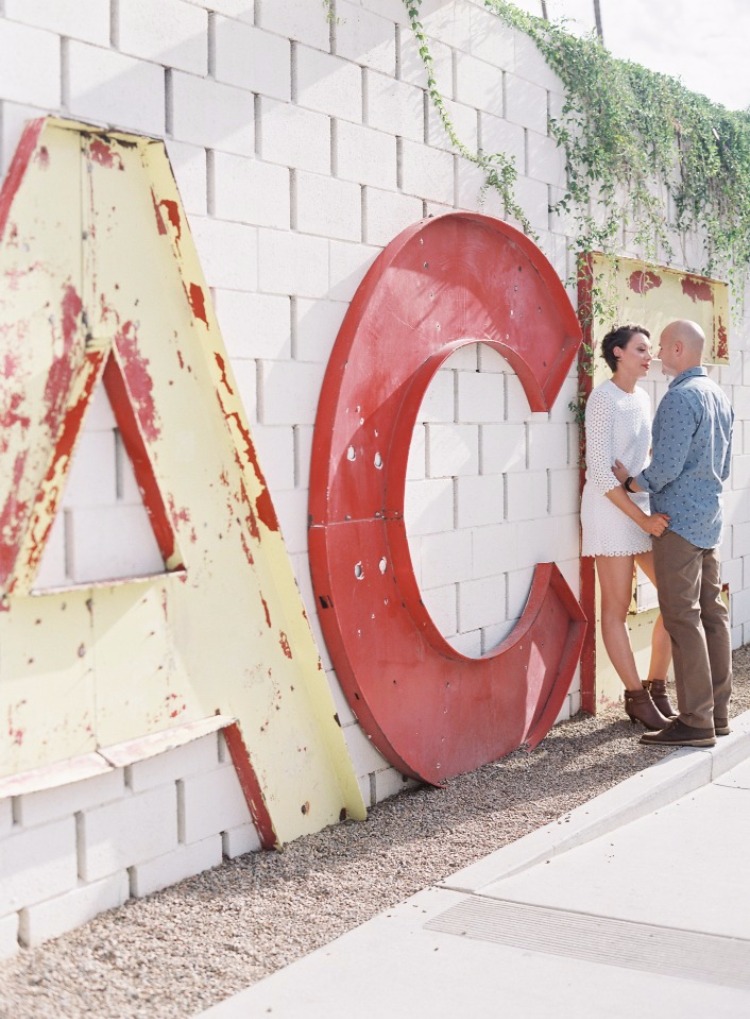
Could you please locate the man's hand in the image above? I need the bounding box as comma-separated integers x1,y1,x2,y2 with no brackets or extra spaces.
612,458,630,485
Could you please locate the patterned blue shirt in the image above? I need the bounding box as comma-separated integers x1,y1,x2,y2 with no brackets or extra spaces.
635,366,733,549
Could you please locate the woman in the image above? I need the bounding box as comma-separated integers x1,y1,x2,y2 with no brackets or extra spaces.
581,324,674,730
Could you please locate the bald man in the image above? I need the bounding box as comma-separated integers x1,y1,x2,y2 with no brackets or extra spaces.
613,319,734,748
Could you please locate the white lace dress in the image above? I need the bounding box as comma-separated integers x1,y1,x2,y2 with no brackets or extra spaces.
581,379,653,557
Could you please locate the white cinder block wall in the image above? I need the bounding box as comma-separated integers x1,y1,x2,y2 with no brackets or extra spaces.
1,0,749,955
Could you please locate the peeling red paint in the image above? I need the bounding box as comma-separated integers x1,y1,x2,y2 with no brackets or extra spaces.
628,270,662,294
159,199,181,241
681,277,713,303
167,496,191,525
89,138,124,171
115,320,160,441
151,189,167,236
222,722,277,849
42,284,82,432
214,352,234,394
255,487,279,534
279,632,292,659
260,595,271,628
717,318,729,360
0,118,44,242
188,283,208,326
0,391,31,433
0,451,29,583
240,532,255,566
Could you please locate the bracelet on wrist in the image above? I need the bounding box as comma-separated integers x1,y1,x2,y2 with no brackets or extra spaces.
624,476,635,493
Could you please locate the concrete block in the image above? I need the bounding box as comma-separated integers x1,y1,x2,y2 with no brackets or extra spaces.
127,734,222,794
722,557,742,592
549,468,580,516
407,424,427,481
481,422,526,474
250,425,295,491
335,1,396,75
458,574,506,632
343,722,389,779
420,529,473,589
297,46,362,123
257,98,331,175
358,0,409,23
19,872,129,948
427,424,479,477
374,768,413,804
222,822,262,859
181,766,254,845
504,71,547,134
164,139,208,216
293,298,346,365
66,504,164,583
403,477,454,536
170,72,254,156
506,469,547,521
5,25,59,109
84,384,118,432
258,228,329,298
548,375,578,424
16,770,124,829
257,0,330,51
527,129,566,188
80,785,179,882
0,818,77,915
5,0,109,45
268,488,308,554
0,797,12,838
328,239,379,303
399,28,452,91
215,20,290,100
455,52,504,114
420,582,458,638
63,430,118,508
295,171,362,242
365,70,424,143
67,41,164,136
131,836,222,898
457,371,504,424
259,359,325,426
426,96,478,153
190,216,258,291
294,424,314,490
416,369,454,423
335,120,397,188
507,566,535,622
472,521,521,578
0,912,18,961
465,4,516,68
213,151,290,229
400,139,455,205
116,0,208,75
517,513,579,564
233,359,257,425
733,521,750,559
511,28,563,92
215,290,291,361
362,186,423,247
456,474,504,528
528,422,568,469
512,173,551,234
505,369,538,422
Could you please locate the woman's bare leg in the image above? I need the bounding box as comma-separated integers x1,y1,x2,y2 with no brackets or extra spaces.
635,551,673,681
594,554,642,692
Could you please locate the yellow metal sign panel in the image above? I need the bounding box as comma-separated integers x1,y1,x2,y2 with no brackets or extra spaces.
0,117,365,844
587,252,729,365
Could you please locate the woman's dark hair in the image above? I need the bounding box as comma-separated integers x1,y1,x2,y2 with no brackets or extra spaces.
601,324,650,372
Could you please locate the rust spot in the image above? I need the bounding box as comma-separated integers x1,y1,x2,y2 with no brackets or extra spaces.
339,807,347,822
35,146,49,168
681,277,713,303
300,801,310,815
151,188,167,236
279,631,292,659
214,352,234,394
177,350,185,370
628,270,662,294
188,282,208,326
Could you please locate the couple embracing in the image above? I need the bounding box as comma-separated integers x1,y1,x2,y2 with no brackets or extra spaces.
581,320,734,747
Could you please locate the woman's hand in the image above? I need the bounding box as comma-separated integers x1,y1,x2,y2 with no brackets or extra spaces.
641,512,670,537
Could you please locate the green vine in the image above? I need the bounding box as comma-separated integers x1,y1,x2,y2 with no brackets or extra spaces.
403,0,531,231
486,0,750,296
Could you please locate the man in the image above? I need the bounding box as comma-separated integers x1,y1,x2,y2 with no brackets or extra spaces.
613,318,734,747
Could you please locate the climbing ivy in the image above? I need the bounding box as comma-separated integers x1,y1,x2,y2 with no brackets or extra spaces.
485,0,750,296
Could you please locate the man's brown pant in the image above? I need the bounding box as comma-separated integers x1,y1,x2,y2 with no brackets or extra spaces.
652,530,732,729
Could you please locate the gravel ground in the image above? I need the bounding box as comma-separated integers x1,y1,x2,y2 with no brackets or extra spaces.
3,650,750,1019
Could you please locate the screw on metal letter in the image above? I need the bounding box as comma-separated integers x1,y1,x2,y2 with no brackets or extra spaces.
309,213,587,784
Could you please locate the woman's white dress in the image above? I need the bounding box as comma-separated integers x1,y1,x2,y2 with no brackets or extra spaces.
580,379,653,557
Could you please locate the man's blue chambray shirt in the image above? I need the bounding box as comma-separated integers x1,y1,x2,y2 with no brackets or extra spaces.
635,366,734,549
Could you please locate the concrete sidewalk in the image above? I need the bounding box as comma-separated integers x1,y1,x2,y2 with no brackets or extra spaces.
197,710,750,1018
